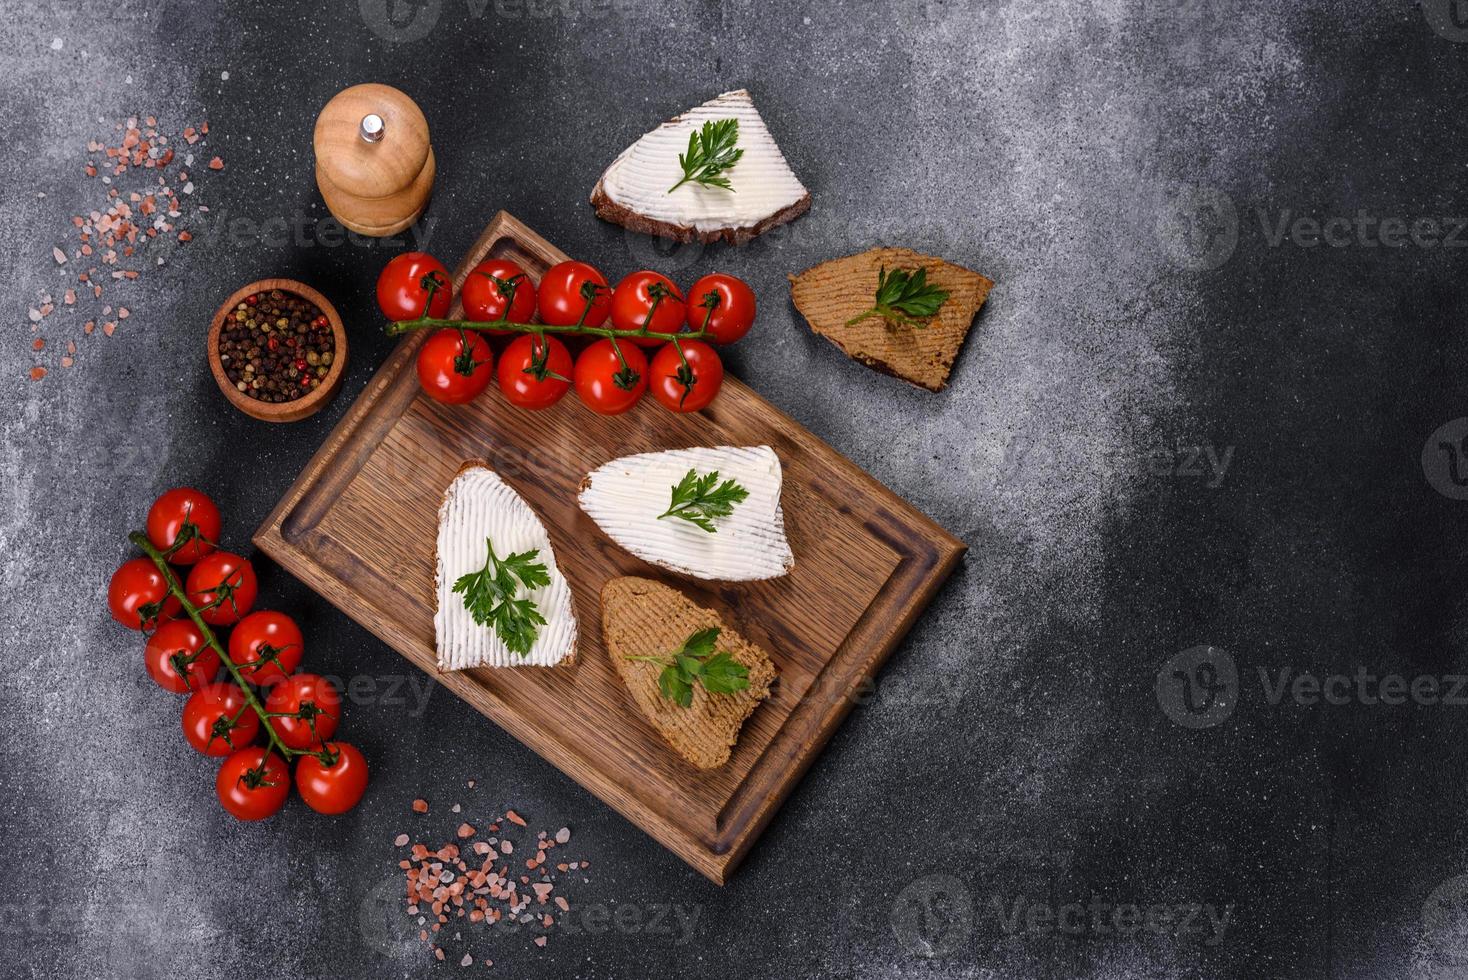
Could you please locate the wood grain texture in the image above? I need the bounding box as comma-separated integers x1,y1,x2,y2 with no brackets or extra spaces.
206,278,347,423
254,212,966,883
313,83,434,236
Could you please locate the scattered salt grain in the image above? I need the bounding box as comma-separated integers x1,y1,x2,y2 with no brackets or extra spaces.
555,828,570,844
394,834,410,847
52,247,67,265
451,803,461,813
50,37,62,50
220,71,230,81
460,954,471,967
412,799,429,813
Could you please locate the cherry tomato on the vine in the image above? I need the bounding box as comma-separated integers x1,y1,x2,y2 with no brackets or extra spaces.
216,747,290,821
611,271,685,345
497,334,573,410
295,742,370,815
537,260,611,328
416,329,493,404
376,252,452,322
264,673,342,750
144,619,220,693
685,273,756,345
227,610,304,687
462,258,537,333
650,340,724,413
574,339,648,415
182,682,260,757
108,558,181,631
185,552,258,626
146,487,221,565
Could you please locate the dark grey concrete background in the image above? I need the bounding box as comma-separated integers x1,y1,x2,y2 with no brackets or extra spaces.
5,0,1468,977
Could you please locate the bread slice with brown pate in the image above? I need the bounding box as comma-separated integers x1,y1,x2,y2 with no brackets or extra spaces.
601,576,776,769
789,247,994,392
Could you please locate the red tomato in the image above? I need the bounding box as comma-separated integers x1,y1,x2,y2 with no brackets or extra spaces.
650,340,724,413
462,258,537,334
376,252,452,321
216,747,290,821
182,682,260,756
685,273,756,344
573,339,648,415
108,558,180,631
185,552,258,626
497,334,573,410
537,260,611,328
264,673,342,750
144,619,220,693
416,329,493,404
611,271,685,345
227,610,304,687
296,742,369,815
145,487,221,565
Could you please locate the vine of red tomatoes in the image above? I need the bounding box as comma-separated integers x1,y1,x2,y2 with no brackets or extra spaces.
107,487,369,820
376,253,756,415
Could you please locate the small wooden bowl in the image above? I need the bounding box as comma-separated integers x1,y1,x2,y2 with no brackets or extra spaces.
207,279,348,423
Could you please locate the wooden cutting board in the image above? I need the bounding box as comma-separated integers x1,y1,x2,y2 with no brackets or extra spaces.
254,212,965,883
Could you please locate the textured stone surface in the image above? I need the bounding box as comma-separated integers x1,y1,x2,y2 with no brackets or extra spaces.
3,1,1467,977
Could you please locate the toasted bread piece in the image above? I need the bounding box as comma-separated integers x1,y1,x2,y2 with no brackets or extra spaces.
590,89,810,246
789,248,993,392
601,577,776,769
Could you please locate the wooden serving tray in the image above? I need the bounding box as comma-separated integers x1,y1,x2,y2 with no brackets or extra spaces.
255,212,965,883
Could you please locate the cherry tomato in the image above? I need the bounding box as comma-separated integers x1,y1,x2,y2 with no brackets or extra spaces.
185,552,258,626
537,260,611,328
295,742,369,815
216,747,290,821
108,558,180,631
145,487,221,565
462,258,536,334
144,619,220,693
497,334,573,410
574,339,648,415
416,329,493,404
227,610,304,687
376,252,452,321
650,340,724,413
264,673,342,750
611,271,685,346
182,682,260,756
685,273,756,344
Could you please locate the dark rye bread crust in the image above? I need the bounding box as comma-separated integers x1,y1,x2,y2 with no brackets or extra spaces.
590,180,811,246
788,248,994,392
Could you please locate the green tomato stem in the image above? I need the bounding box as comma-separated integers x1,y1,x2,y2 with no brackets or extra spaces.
129,532,302,762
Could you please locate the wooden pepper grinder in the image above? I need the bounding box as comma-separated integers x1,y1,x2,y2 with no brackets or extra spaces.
313,83,436,236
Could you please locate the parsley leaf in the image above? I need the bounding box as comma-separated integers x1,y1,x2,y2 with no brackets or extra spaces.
626,627,750,708
844,265,951,329
657,468,750,533
452,538,550,657
668,118,744,194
